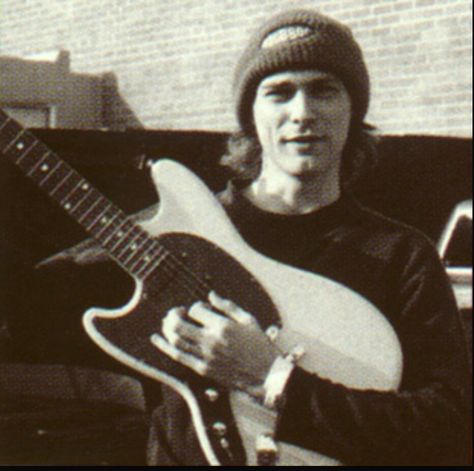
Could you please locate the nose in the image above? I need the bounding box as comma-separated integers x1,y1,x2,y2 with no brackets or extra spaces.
288,90,315,125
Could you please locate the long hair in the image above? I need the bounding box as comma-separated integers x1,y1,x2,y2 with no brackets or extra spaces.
220,122,379,192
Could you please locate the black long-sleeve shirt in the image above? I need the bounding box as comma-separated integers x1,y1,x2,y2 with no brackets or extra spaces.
218,186,471,466
145,188,472,465
8,189,471,466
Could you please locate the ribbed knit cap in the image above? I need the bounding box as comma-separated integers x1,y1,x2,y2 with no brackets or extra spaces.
233,9,370,132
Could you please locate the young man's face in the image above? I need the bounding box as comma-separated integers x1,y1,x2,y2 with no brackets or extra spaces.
252,69,352,179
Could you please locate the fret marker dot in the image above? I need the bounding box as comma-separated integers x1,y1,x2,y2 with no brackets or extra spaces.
117,231,124,237
144,255,151,262
41,164,49,172
64,202,72,210
16,142,24,150
81,183,89,191
100,217,108,224
130,243,137,250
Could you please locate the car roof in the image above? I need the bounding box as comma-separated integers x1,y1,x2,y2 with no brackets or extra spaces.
437,199,472,259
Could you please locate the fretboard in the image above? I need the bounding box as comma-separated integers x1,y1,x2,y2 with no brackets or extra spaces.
0,109,167,280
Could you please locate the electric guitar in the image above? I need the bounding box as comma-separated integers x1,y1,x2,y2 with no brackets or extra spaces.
0,109,403,466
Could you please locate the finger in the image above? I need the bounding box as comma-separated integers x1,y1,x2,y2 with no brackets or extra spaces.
150,333,207,376
188,301,226,330
172,334,205,359
208,291,254,325
163,307,202,345
162,307,186,346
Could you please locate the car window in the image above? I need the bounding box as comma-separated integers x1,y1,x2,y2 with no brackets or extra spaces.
443,215,472,268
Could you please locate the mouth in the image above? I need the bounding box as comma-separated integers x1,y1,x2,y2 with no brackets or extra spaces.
282,135,324,144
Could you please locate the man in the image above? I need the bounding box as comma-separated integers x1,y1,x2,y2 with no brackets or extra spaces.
7,8,470,467
146,9,471,466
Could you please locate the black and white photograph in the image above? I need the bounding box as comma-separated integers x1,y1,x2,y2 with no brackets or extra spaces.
0,0,471,466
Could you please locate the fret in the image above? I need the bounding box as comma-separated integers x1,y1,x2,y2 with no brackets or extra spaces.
116,228,142,259
1,127,25,154
17,145,51,177
87,204,115,234
68,187,95,217
122,231,154,267
80,199,109,233
92,209,122,239
77,195,103,224
106,220,136,254
0,114,11,131
91,212,126,249
0,113,22,149
138,245,168,278
38,159,61,185
140,249,170,280
27,152,62,191
37,162,61,188
58,176,86,207
16,139,39,165
102,217,132,245
134,248,158,278
41,162,74,195
117,228,150,267
0,109,168,281
26,150,52,177
50,171,80,202
129,239,158,273
0,117,28,158
102,220,125,246
2,130,40,167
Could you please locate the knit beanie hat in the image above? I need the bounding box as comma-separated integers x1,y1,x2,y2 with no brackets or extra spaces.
233,9,370,132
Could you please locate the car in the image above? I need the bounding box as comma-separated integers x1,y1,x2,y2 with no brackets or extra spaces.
437,199,473,311
437,199,472,361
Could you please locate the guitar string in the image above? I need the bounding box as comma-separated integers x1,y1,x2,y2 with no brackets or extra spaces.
99,213,210,300
151,255,210,301
46,159,218,300
90,199,215,301
139,240,212,301
92,207,213,302
75,195,207,300
0,115,217,309
145,233,217,300
42,171,203,299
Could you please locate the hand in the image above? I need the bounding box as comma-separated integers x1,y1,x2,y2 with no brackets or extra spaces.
151,291,280,399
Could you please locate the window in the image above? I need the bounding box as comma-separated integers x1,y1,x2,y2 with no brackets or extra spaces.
2,105,55,128
443,215,473,268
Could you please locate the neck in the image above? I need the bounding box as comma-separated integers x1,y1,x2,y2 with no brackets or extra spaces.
246,163,341,215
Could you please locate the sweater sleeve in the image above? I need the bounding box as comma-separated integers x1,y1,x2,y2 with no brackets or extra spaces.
274,239,471,466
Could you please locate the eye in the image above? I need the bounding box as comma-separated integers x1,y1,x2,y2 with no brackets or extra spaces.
309,82,341,98
263,85,295,102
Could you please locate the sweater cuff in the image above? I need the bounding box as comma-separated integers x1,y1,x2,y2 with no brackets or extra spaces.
262,354,297,410
274,366,323,445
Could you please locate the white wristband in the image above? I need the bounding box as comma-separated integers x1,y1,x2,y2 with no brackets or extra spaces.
263,345,304,410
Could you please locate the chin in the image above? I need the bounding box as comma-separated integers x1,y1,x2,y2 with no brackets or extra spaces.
286,156,328,175
285,164,321,178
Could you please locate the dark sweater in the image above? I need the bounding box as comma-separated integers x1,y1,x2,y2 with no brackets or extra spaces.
149,186,471,466
7,187,471,466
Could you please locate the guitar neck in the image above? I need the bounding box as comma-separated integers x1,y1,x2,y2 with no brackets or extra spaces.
0,109,166,280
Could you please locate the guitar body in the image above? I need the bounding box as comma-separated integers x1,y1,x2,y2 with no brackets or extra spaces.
0,111,402,465
83,160,403,466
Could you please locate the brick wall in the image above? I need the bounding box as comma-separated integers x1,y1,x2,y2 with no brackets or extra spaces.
1,0,472,136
